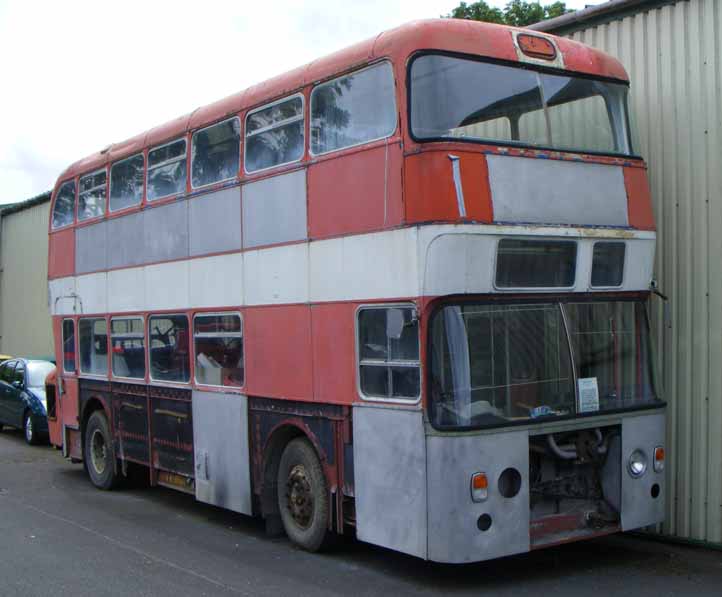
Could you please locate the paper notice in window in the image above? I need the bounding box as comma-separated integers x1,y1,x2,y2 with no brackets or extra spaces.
577,377,600,413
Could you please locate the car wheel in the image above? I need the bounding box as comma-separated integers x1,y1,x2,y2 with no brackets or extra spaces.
24,412,39,446
84,411,118,490
277,437,329,552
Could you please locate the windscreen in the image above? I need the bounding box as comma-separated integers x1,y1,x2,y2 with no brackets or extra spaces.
429,300,661,429
410,54,633,156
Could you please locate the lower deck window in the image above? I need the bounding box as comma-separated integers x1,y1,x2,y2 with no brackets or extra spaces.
194,313,244,387
79,318,108,376
62,319,76,373
357,306,420,400
111,318,145,379
149,315,190,383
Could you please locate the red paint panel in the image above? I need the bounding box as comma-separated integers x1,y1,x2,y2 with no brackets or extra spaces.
48,229,75,278
244,305,314,401
404,151,493,224
624,166,656,230
308,142,403,239
311,303,357,405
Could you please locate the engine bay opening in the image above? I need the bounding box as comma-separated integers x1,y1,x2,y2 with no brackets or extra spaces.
529,425,622,547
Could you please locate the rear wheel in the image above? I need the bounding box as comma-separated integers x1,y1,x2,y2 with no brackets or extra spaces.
277,437,329,551
84,411,118,490
23,412,38,445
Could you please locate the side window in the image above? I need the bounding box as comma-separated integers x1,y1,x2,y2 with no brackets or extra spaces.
62,319,76,373
111,318,145,379
194,313,244,387
149,315,190,383
110,153,144,212
147,138,187,201
311,61,397,155
79,318,108,376
245,96,304,173
0,362,14,384
12,362,25,386
78,169,107,221
357,306,420,400
52,180,76,229
191,118,240,188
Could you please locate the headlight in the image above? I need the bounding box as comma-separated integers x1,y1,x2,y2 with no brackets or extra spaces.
628,449,648,478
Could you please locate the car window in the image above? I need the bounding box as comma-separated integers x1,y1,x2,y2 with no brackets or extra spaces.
27,361,56,388
12,362,25,386
0,361,14,383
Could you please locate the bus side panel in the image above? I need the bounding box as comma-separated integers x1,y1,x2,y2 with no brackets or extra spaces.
192,390,252,515
353,405,427,559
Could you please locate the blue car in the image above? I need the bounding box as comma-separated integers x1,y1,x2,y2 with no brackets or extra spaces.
0,359,56,445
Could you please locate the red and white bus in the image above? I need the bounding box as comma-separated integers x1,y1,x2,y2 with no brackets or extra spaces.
46,19,665,563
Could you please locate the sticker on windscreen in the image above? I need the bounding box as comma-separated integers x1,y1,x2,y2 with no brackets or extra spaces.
577,377,600,413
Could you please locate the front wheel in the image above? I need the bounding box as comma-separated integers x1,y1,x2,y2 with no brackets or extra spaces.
84,411,119,490
277,437,329,552
23,412,39,445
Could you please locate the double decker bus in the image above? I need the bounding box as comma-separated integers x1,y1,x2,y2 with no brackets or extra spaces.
46,19,665,563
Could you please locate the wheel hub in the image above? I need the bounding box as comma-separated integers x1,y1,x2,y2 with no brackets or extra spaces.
285,464,314,529
90,429,107,475
25,417,33,442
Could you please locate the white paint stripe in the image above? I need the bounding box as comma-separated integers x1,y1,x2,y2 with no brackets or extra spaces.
49,224,656,315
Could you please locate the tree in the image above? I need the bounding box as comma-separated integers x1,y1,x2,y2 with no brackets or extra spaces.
445,1,572,27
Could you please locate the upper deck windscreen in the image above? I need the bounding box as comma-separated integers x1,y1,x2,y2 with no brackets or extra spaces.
410,53,634,157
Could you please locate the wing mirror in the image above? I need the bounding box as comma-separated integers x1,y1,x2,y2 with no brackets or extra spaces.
12,380,22,389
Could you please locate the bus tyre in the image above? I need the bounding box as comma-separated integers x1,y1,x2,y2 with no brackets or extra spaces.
277,437,329,552
84,411,118,490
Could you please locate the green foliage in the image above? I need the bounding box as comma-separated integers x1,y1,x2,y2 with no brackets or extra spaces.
445,1,572,27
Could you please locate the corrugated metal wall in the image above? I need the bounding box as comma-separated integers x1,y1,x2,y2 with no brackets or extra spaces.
562,0,722,545
0,202,53,359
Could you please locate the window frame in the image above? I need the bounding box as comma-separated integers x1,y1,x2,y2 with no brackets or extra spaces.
589,241,626,289
148,313,191,385
77,167,108,223
78,317,109,378
109,152,146,213
244,93,305,175
190,116,241,191
146,137,188,202
309,60,398,158
493,238,578,292
62,318,76,374
406,50,640,160
192,311,244,389
51,179,77,230
110,315,146,381
355,303,421,404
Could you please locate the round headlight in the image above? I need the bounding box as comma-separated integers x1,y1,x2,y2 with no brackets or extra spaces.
628,449,648,478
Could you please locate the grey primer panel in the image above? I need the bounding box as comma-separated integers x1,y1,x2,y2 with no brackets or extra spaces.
426,429,530,563
353,405,427,559
242,169,307,249
76,220,107,274
621,412,666,531
143,200,189,263
192,391,252,515
189,186,242,257
488,154,629,227
106,211,145,269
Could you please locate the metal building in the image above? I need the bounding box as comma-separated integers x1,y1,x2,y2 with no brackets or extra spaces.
0,193,54,360
534,0,722,547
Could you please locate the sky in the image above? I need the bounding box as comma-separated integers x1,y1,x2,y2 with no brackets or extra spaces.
0,0,602,204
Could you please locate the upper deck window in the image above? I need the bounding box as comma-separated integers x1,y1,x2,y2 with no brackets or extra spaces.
245,95,304,173
52,181,76,229
191,118,240,188
496,239,577,288
148,139,186,201
110,153,144,211
78,170,106,221
410,53,633,156
311,62,397,155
